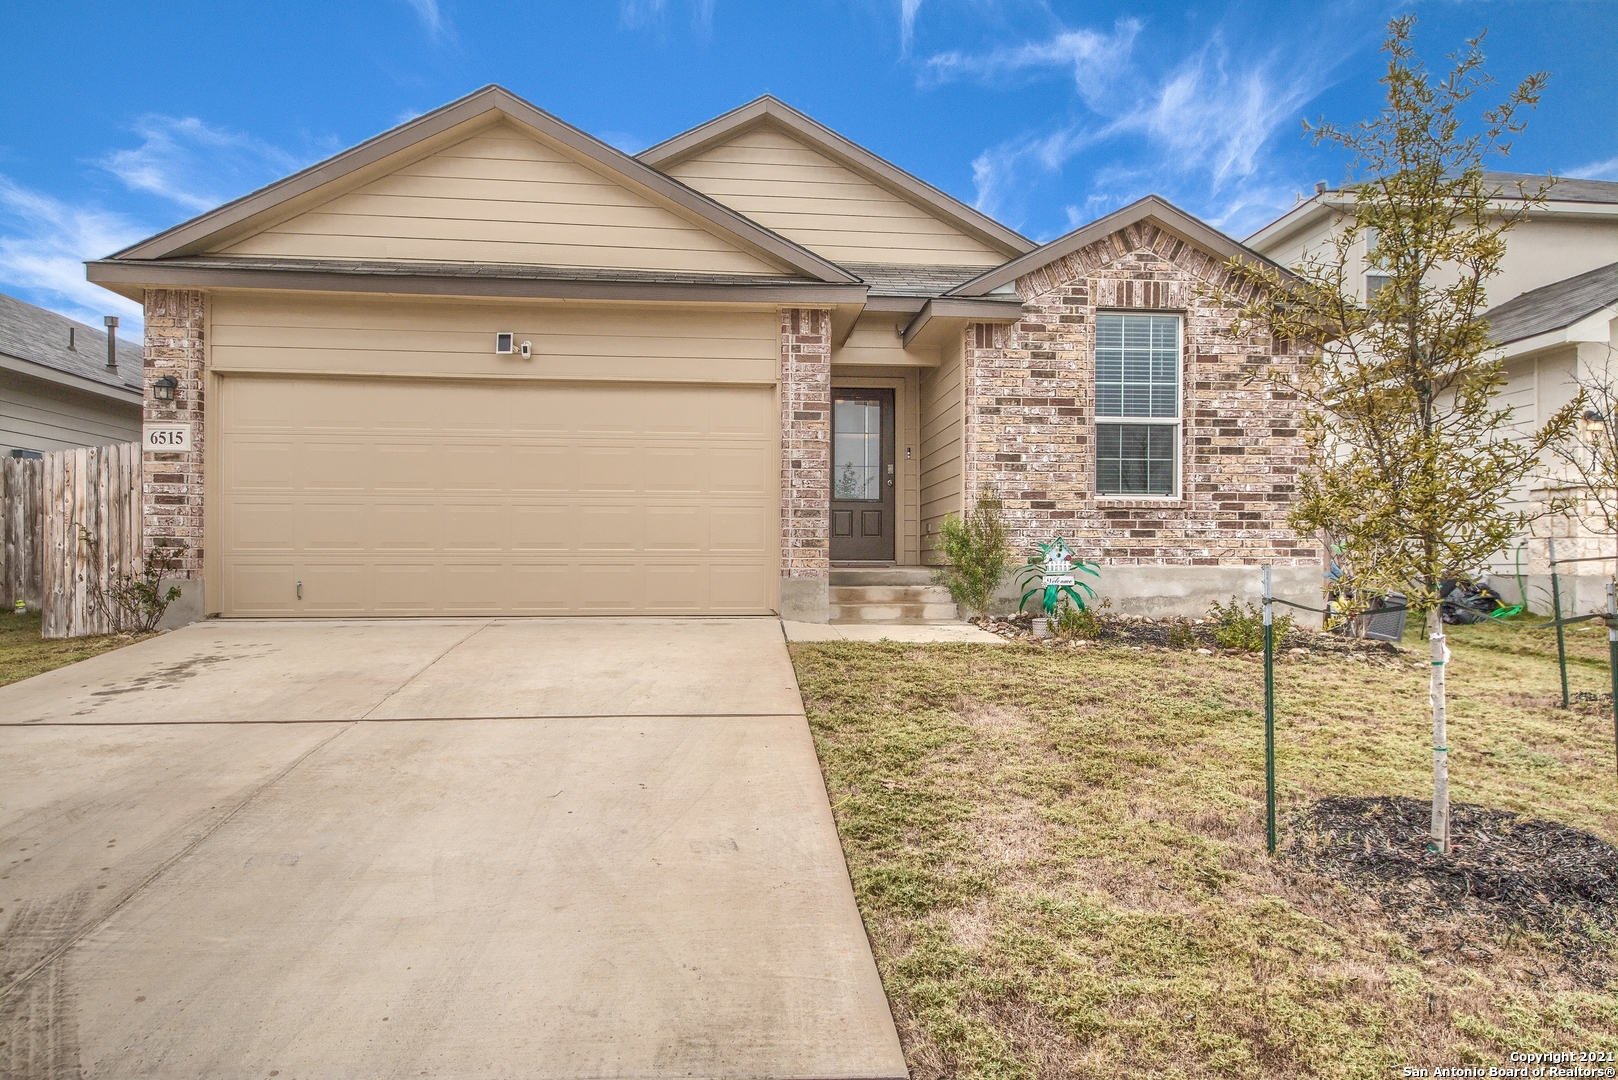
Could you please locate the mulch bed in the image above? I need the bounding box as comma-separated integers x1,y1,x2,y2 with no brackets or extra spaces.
1287,795,1618,976
970,612,1405,661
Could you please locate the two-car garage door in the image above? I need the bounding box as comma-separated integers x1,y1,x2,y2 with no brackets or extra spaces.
214,375,777,616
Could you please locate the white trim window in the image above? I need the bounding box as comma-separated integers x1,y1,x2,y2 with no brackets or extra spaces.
1094,312,1180,497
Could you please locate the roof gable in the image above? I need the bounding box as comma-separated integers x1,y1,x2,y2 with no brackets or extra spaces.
639,97,1032,266
948,195,1278,297
108,87,856,284
1482,260,1618,345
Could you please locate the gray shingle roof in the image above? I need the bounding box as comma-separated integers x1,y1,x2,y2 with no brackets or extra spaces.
162,255,822,287
1483,261,1618,345
1483,171,1618,204
0,292,142,393
838,262,995,297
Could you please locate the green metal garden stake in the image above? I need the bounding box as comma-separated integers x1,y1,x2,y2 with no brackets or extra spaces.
1549,537,1569,709
1263,565,1276,856
1607,581,1617,783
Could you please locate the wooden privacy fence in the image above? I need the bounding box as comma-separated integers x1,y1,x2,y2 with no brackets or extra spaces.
0,442,142,638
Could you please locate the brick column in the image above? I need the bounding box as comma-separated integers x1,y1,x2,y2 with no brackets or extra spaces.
779,307,831,621
143,289,207,624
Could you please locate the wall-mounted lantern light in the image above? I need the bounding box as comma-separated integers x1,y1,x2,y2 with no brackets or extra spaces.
153,376,178,402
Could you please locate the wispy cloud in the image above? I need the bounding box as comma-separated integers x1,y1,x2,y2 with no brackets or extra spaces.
900,0,924,54
402,0,447,37
600,130,649,155
0,177,146,326
99,115,307,213
931,21,1340,238
619,0,713,32
1567,154,1618,181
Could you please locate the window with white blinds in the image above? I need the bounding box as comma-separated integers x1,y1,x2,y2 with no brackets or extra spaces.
1094,312,1180,497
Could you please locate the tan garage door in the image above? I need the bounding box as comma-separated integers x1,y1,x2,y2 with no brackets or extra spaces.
215,375,777,616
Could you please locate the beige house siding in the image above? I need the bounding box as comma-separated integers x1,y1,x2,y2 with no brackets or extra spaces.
220,122,782,275
208,292,780,384
919,329,965,563
664,126,1006,267
0,370,141,456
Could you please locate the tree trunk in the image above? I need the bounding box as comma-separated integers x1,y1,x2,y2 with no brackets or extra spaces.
1427,608,1451,853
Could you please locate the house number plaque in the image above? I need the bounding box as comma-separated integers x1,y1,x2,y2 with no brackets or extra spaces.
142,424,194,451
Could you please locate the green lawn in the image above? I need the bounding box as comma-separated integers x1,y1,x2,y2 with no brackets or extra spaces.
0,611,149,687
791,615,1617,1079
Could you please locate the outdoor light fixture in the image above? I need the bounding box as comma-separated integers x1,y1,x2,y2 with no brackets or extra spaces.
152,376,177,402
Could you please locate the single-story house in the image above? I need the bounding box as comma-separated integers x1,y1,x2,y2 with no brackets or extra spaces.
1,292,143,457
87,86,1318,624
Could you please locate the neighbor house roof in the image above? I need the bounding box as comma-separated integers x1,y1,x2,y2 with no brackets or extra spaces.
637,96,1034,260
1482,261,1618,345
0,292,142,401
94,85,859,287
946,195,1278,297
1480,172,1618,204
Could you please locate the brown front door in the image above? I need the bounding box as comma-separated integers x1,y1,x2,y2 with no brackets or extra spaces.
830,389,896,562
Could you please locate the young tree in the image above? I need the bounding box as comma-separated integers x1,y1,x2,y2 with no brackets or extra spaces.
1216,17,1580,853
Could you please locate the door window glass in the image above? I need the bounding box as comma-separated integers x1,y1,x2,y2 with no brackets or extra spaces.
833,398,882,501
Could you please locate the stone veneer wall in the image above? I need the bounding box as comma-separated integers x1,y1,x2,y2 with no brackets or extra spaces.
964,221,1318,569
779,307,832,618
142,289,206,607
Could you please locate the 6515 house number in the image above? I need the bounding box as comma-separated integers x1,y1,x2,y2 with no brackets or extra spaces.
142,424,194,451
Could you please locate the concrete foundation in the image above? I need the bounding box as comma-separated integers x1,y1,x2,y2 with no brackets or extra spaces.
156,577,206,629
990,564,1325,628
779,576,830,623
1486,572,1613,618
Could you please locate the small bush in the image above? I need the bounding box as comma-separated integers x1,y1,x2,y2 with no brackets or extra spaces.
1166,619,1197,648
931,498,1013,618
1207,596,1293,652
1054,596,1109,640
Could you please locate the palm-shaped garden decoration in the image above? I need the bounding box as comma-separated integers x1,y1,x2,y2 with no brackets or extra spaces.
1013,536,1099,616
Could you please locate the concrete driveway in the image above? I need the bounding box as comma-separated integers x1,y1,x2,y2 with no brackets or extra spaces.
0,618,906,1080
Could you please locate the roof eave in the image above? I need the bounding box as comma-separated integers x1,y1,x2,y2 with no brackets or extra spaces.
0,351,143,404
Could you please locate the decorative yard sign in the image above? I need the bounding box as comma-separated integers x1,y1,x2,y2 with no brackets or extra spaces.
1040,537,1076,586
142,424,194,452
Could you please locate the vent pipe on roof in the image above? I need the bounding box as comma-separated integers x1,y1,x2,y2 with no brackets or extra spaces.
104,316,119,370
68,326,75,350
1315,181,1328,196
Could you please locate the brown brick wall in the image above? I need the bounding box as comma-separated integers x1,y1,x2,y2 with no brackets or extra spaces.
780,307,831,579
142,289,205,577
965,222,1317,567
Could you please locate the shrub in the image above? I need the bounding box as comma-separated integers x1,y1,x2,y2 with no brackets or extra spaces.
1207,596,1293,652
1054,597,1108,640
930,498,1013,618
78,526,182,633
1166,619,1197,648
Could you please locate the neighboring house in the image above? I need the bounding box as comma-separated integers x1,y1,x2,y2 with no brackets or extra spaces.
1,292,143,457
86,85,1315,624
1247,174,1618,615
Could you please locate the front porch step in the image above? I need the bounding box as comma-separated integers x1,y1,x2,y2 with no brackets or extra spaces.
828,584,960,624
829,567,937,586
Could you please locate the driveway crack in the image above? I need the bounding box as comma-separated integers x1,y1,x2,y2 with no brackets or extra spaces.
0,722,355,1003
360,620,492,720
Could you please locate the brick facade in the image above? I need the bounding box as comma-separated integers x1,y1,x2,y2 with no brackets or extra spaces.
779,307,832,580
966,222,1317,567
142,289,206,577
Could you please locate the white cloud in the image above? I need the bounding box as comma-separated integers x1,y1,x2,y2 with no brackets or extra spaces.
599,130,649,155
933,23,1332,236
0,177,145,327
1566,154,1618,181
618,0,714,31
900,0,924,54
99,115,306,213
403,0,445,36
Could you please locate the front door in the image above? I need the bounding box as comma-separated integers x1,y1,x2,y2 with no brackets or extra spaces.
830,389,896,562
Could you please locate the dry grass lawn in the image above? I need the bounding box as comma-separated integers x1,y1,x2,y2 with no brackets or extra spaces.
791,614,1617,1079
0,611,150,687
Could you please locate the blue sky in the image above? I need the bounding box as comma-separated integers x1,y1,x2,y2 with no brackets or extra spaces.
3,1,1614,329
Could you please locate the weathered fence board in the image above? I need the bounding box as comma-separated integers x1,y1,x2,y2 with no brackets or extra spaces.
1,455,44,612
1,443,141,638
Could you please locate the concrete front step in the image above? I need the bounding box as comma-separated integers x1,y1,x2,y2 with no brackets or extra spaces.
828,582,960,624
829,566,936,587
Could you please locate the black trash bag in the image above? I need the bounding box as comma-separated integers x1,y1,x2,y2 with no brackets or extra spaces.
1440,579,1503,624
